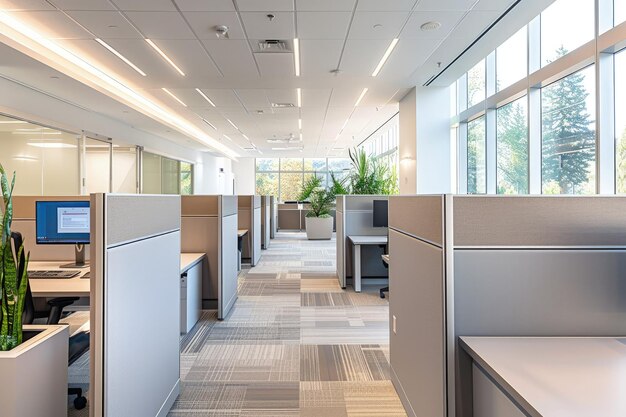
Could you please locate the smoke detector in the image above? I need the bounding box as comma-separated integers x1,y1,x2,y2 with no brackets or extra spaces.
214,25,229,39
420,21,441,31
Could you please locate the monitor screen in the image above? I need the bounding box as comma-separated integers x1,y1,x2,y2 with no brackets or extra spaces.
36,201,90,245
373,200,388,228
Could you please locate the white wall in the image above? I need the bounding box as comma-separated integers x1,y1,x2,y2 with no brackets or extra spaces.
399,86,454,195
195,154,234,195
399,88,417,195
231,157,256,195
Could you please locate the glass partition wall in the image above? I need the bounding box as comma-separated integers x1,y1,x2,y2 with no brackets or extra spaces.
452,0,626,195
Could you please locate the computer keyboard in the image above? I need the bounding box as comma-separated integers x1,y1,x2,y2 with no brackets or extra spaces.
28,270,80,279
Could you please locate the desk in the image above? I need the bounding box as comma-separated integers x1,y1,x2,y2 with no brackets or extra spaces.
460,336,626,417
237,229,248,271
348,235,388,292
29,254,205,298
180,253,205,334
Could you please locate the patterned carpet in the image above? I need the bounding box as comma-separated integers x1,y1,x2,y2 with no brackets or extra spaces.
68,232,405,416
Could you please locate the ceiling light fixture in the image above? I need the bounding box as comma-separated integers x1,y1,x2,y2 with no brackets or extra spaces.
161,88,187,107
12,155,38,161
296,88,302,107
354,87,368,107
0,11,238,158
293,38,300,76
27,142,76,148
298,118,302,130
299,132,303,141
371,38,399,77
195,88,216,106
12,131,61,135
95,38,146,76
226,118,238,130
242,134,251,141
202,118,217,130
145,39,185,76
0,120,27,124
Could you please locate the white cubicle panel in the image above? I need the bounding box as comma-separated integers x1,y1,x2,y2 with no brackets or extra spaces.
218,196,238,319
90,194,181,417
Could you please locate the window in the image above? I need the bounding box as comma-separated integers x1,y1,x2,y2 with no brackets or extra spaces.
112,145,138,193
615,49,626,193
468,59,486,107
280,158,303,171
467,117,486,194
256,172,279,197
497,26,527,91
616,0,626,27
541,66,596,194
279,172,302,202
304,158,326,171
180,162,193,195
84,138,111,193
256,158,279,171
541,0,594,66
497,98,528,194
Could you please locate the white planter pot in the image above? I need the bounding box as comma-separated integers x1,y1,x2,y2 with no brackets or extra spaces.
305,216,333,240
0,325,69,417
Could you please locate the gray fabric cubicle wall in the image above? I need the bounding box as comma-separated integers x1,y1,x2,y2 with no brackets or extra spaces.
335,195,389,289
238,195,261,266
388,195,626,417
90,194,181,417
260,195,271,249
180,195,238,318
270,196,276,239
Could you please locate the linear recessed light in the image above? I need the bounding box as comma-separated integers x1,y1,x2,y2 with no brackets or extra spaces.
195,88,216,106
202,118,217,130
331,147,343,151
298,118,302,130
297,88,302,107
0,120,27,124
223,134,233,142
27,142,76,148
242,134,251,141
145,39,185,76
293,38,300,76
226,118,238,130
354,88,368,107
95,38,146,76
161,88,187,107
12,131,61,135
299,132,303,141
372,38,398,77
0,11,238,158
13,155,38,161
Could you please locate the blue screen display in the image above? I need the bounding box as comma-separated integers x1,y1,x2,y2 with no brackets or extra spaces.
35,201,90,245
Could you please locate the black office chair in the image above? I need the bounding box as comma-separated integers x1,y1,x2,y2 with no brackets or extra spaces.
13,232,89,410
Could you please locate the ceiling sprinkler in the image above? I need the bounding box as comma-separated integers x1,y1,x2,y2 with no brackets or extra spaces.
215,25,229,39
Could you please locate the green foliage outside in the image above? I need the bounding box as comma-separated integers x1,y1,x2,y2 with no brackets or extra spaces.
346,148,398,195
0,163,30,351
497,100,528,194
467,118,486,194
617,129,626,193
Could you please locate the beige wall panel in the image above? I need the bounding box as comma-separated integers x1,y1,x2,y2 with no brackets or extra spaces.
180,217,219,301
238,195,252,209
453,196,626,247
389,196,445,247
278,210,301,230
181,195,219,216
238,208,252,259
13,195,89,219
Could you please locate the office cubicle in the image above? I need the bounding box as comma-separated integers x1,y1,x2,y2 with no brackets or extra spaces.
238,195,261,266
277,203,302,230
388,195,626,417
180,195,238,318
335,195,388,289
260,195,271,249
90,194,181,417
269,196,277,239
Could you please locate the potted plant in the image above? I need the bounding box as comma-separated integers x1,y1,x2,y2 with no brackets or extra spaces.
304,187,335,240
0,163,69,417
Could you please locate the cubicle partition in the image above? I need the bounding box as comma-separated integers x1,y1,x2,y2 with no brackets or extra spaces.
335,195,388,289
388,195,626,417
260,195,271,249
269,196,277,239
277,203,301,230
238,195,261,266
180,195,238,318
90,194,181,417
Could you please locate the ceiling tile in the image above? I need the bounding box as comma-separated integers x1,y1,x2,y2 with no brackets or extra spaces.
111,0,177,11
125,11,196,39
338,38,390,76
201,89,243,107
266,89,298,104
255,53,295,78
174,0,236,11
0,0,55,9
452,10,501,40
357,0,417,11
300,39,342,76
202,40,259,78
295,0,355,12
415,0,474,11
11,11,92,39
236,0,294,12
328,89,364,107
48,0,114,10
239,12,295,39
401,10,465,39
235,89,270,109
66,11,142,38
297,12,352,40
301,89,332,108
183,11,246,39
152,39,222,78
376,38,434,79
348,11,410,39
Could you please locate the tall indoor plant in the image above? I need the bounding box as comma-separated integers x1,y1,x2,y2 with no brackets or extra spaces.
304,187,335,240
0,163,29,351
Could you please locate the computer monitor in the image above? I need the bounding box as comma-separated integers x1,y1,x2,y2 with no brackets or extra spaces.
36,201,90,268
372,200,388,228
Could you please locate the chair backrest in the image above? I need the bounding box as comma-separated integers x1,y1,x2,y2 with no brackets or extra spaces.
10,232,34,325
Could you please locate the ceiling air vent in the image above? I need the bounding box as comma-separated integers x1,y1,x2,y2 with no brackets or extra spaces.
270,102,295,108
253,39,293,53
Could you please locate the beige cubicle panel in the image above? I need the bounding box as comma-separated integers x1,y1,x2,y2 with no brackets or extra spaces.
90,194,181,417
12,195,90,262
277,203,301,230
388,195,626,417
238,195,261,266
180,195,238,317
